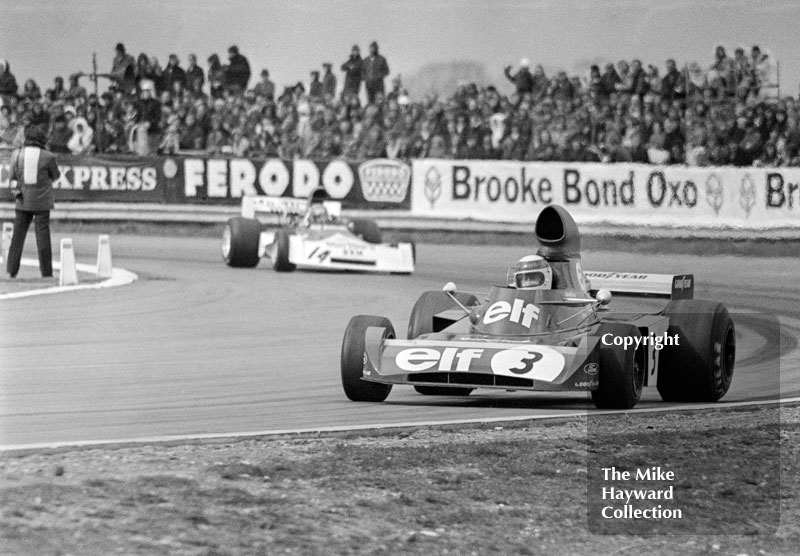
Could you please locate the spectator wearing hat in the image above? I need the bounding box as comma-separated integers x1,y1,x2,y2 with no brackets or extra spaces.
504,59,534,97
363,41,389,104
254,69,275,101
109,43,137,94
225,45,251,93
183,54,204,95
6,127,60,279
322,63,336,98
341,45,363,100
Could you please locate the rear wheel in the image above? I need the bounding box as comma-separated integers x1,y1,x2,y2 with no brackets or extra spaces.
222,217,261,268
408,291,479,397
348,219,382,244
591,323,645,409
341,315,394,402
657,300,735,402
272,229,296,272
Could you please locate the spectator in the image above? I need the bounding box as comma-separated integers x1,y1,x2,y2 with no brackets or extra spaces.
207,54,225,99
253,69,275,101
67,117,95,154
134,80,161,155
750,45,770,94
162,54,187,95
47,115,71,153
65,73,87,101
225,45,251,93
0,59,18,102
185,54,205,94
21,79,42,102
45,77,66,102
661,59,685,100
341,45,363,99
322,63,336,98
504,59,534,97
363,41,389,104
599,62,620,97
148,56,164,93
309,71,323,99
109,43,137,94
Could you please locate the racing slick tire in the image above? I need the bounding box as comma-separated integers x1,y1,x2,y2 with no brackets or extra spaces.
222,217,261,268
592,323,646,409
272,229,296,272
341,315,394,402
407,291,480,397
657,300,735,402
348,219,382,244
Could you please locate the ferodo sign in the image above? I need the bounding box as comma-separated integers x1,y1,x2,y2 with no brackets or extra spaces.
171,157,411,208
411,159,800,229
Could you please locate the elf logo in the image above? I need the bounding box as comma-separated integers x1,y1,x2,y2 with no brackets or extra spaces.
395,347,484,372
483,299,540,328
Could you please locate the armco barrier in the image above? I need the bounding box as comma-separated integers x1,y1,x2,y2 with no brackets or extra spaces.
412,159,800,230
0,151,411,210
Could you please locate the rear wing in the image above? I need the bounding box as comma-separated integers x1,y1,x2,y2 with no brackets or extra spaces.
584,271,694,300
241,196,342,221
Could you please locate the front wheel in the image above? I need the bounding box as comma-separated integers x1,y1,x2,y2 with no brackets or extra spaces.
222,217,261,268
272,229,296,272
341,315,394,402
591,323,645,409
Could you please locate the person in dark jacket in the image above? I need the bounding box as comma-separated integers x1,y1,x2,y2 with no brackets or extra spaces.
185,54,205,95
309,71,323,99
363,41,390,104
162,54,187,94
322,63,336,98
341,45,363,100
225,45,251,93
135,80,161,155
0,59,19,102
47,116,71,153
6,127,60,278
504,59,534,96
109,43,137,94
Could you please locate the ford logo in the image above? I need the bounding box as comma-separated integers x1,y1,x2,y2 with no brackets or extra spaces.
584,362,599,375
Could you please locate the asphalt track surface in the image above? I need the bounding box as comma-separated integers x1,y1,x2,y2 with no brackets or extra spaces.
1,233,798,449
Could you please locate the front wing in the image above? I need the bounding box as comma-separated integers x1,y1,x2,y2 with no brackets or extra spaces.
362,333,602,391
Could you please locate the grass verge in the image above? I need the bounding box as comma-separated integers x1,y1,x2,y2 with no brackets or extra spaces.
1,404,797,555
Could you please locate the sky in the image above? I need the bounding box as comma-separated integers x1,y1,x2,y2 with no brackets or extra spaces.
1,0,799,97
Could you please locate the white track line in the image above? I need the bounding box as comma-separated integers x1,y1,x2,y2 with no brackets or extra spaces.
0,257,137,300
2,396,798,453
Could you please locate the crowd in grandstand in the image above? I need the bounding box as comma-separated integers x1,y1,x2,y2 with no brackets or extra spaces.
1,42,798,167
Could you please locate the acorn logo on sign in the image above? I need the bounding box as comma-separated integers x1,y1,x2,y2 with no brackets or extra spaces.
739,174,756,217
357,159,410,203
705,174,724,215
424,166,442,208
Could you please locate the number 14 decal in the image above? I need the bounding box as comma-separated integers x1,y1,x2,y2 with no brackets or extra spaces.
308,247,330,262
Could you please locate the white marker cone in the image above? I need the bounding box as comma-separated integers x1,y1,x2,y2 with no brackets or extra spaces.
96,234,113,279
59,238,79,286
1,222,12,263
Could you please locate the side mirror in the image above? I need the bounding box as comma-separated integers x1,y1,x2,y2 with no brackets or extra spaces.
443,282,457,293
443,282,471,316
596,289,612,306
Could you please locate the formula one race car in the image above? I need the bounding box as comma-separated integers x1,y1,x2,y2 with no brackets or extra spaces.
341,205,735,409
222,188,415,273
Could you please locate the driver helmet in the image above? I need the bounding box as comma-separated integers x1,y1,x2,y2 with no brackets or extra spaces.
307,202,328,224
507,255,552,290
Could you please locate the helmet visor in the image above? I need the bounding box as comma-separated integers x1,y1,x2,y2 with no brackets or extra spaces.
516,271,546,289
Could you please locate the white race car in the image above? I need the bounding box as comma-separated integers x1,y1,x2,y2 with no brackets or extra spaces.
221,189,415,273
